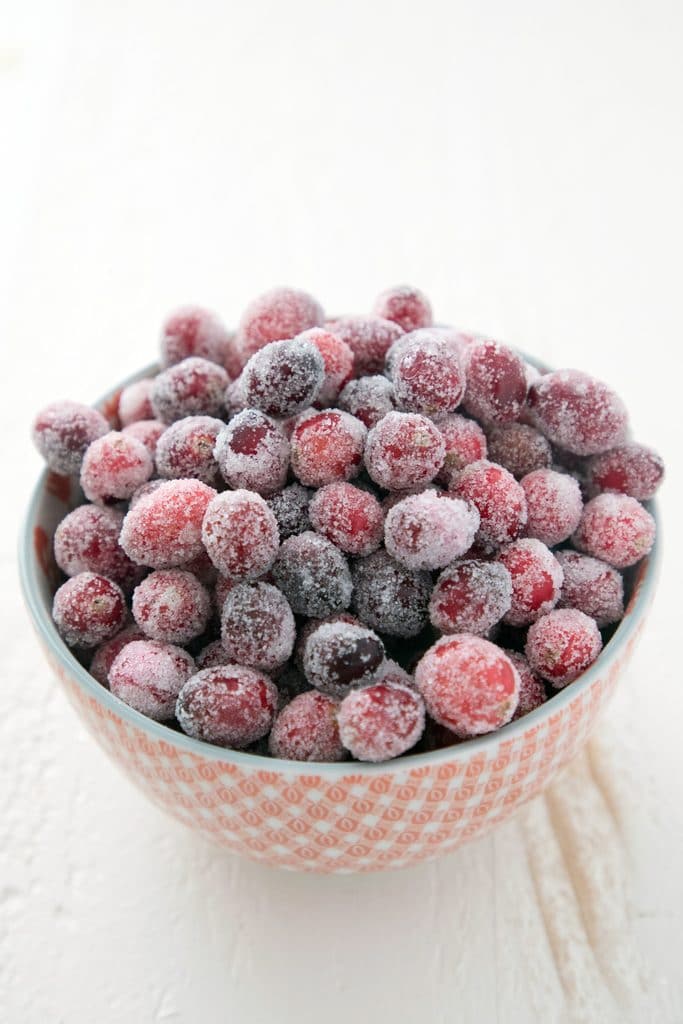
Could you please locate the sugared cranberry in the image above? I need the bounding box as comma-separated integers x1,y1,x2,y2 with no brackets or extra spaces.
120,479,216,568
391,330,465,417
298,327,354,405
160,305,231,367
572,493,655,568
415,635,520,737
504,651,547,720
132,569,211,644
429,560,512,635
373,285,433,333
156,416,224,485
436,414,488,486
521,468,583,547
202,490,279,579
214,409,290,494
180,548,218,586
309,482,384,555
176,666,278,747
525,608,602,687
338,375,396,428
328,316,404,375
54,504,143,590
195,639,229,670
80,431,153,505
89,625,146,686
374,659,415,688
462,340,528,425
290,409,366,487
53,572,126,648
497,538,563,626
451,460,527,547
265,483,312,539
352,549,431,638
237,287,324,363
224,375,247,417
303,621,384,697
487,423,552,479
118,379,154,426
338,682,425,761
271,532,352,617
587,443,664,501
151,357,228,424
384,491,479,570
293,613,361,672
269,691,344,762
528,369,628,456
220,582,295,671
242,337,325,417
110,639,195,720
555,550,624,627
213,573,237,613
364,411,445,491
121,420,165,461
32,401,109,475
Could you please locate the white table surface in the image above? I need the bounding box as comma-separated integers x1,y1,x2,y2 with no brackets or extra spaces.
2,3,682,1022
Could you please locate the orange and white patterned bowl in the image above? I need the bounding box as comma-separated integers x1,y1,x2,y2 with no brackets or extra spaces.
19,371,660,873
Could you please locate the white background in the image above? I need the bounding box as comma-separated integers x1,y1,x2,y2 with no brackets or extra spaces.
2,2,682,1022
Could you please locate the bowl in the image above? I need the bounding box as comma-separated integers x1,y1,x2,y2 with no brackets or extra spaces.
19,364,660,873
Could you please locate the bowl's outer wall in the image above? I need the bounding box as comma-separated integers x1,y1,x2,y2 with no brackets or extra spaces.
22,368,658,873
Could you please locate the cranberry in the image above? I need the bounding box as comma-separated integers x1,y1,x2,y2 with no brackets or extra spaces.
525,608,602,687
328,316,404,375
151,357,228,424
195,639,229,670
309,482,384,555
54,504,143,590
497,538,563,626
303,621,384,697
384,491,479,570
269,691,344,762
572,493,655,568
32,401,108,475
372,285,433,332
220,581,295,671
364,411,445,491
89,625,146,686
202,490,279,579
555,550,624,627
504,651,547,721
462,340,528,425
436,413,488,486
120,479,216,568
293,613,361,672
528,369,628,456
487,423,552,479
272,532,352,617
291,409,366,487
338,681,425,761
391,330,465,417
265,483,312,539
352,549,431,638
214,409,290,494
160,305,231,368
587,443,664,501
80,431,152,505
451,460,527,547
132,569,211,644
237,287,324,363
521,468,583,547
118,379,154,426
224,375,247,417
429,560,512,635
121,420,165,461
242,337,325,417
156,416,224,485
415,635,520,737
53,572,126,648
298,327,354,405
375,659,415,688
110,639,195,719
176,666,278,747
338,375,396,428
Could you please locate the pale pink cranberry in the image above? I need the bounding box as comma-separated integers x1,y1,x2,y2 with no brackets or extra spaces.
384,492,479,570
498,538,563,626
151,357,228,424
80,431,153,505
391,330,465,417
527,369,628,456
120,479,217,568
53,572,126,648
269,691,345,762
160,305,231,367
176,666,278,747
555,550,624,627
338,682,425,761
32,401,109,476
202,490,280,580
132,569,211,644
110,639,195,719
89,625,146,686
328,315,404,375
525,608,602,687
237,287,324,363
373,285,433,333
521,468,583,547
121,420,165,461
118,379,154,426
572,493,656,568
429,560,512,635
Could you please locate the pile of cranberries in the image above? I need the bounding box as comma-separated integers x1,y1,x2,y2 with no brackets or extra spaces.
33,286,662,763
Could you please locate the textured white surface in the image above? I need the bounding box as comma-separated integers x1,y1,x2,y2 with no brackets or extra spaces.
2,2,682,1021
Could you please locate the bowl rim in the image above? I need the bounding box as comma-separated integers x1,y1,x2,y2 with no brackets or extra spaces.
19,362,661,776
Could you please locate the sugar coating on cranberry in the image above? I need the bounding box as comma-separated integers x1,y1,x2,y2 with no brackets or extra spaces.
53,505,140,589
429,559,512,635
521,468,583,547
293,612,361,672
180,548,218,586
525,608,602,687
53,572,126,648
384,491,479,571
89,624,147,686
269,691,344,762
80,431,153,505
237,287,324,363
156,416,224,485
498,538,563,626
351,549,431,638
160,305,231,367
587,443,664,501
365,411,445,491
452,460,527,547
297,327,353,405
291,409,366,487
129,478,166,507
338,375,396,428
338,681,425,761
224,375,247,418
121,420,165,461
195,639,229,670
110,639,195,720
32,401,109,475
214,409,290,495
220,581,295,671
303,621,384,697
265,483,312,540
504,651,547,721
555,550,624,627
132,569,211,644
528,369,629,456
328,316,404,375
437,414,488,486
118,379,154,426
462,340,528,425
202,490,279,579
176,665,278,747
392,330,465,418
309,482,384,555
572,493,656,568
120,479,217,568
271,531,352,617
487,423,552,480
373,285,433,333
242,337,325,417
151,357,228,424
415,635,520,738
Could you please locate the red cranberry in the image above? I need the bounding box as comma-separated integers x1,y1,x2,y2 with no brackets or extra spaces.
220,582,295,671
504,651,547,720
309,482,384,555
237,287,324,363
89,625,146,686
528,369,628,456
132,569,211,644
202,490,279,579
224,375,247,417
521,468,583,547
120,479,216,568
328,315,404,375
437,414,488,486
429,560,512,635
214,409,290,494
156,416,224,485
351,549,431,638
303,621,384,697
151,357,228,424
392,330,465,417
338,681,425,761
298,327,354,405
373,285,433,332
195,639,229,670
53,572,126,648
269,691,344,762
118,379,154,426
572,493,655,568
160,305,231,367
338,375,396,428
110,639,195,719
291,409,366,487
32,401,108,475
176,666,278,747
121,420,165,461
80,431,153,505
271,532,352,617
487,423,552,479
555,550,624,627
384,491,479,570
462,340,528,425
498,538,563,626
54,504,143,590
242,337,325,417
451,460,527,547
525,608,602,687
587,443,664,501
364,411,445,491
